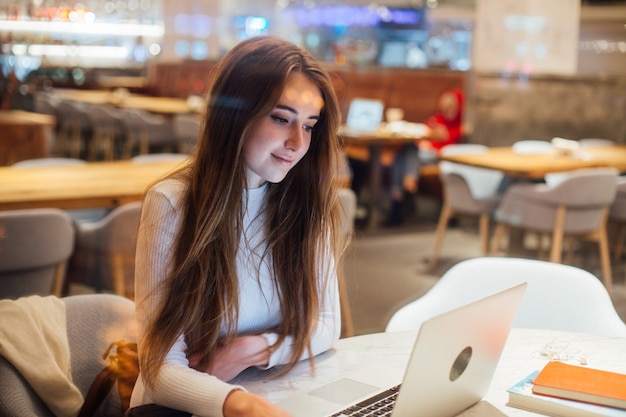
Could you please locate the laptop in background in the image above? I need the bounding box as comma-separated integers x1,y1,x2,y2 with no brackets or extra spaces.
277,282,527,417
345,98,384,132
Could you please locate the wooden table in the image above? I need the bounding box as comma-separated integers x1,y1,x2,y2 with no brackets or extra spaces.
438,145,626,179
0,159,188,211
0,110,56,166
339,124,431,229
54,89,197,115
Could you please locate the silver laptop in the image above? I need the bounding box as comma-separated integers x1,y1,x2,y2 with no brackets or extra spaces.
345,98,384,132
277,282,527,417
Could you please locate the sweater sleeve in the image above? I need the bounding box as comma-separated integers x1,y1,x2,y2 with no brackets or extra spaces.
133,180,243,417
261,250,342,368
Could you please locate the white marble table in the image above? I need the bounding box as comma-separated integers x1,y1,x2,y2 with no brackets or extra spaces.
233,328,626,416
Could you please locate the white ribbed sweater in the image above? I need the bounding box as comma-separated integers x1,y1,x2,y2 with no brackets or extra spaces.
130,178,340,417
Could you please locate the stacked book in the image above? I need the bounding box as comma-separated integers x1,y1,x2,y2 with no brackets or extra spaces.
507,361,626,417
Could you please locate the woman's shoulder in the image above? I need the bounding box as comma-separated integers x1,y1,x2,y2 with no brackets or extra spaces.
145,177,188,209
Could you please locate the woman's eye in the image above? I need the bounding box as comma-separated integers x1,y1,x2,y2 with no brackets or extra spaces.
271,115,288,124
303,125,315,133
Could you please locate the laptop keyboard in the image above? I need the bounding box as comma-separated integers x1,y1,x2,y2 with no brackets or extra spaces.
330,385,401,417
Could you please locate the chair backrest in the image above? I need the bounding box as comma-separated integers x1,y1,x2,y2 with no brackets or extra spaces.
385,257,626,337
73,202,143,298
12,158,86,168
579,138,614,148
0,209,75,299
497,167,618,233
439,144,504,200
610,176,626,221
75,201,142,254
0,294,137,417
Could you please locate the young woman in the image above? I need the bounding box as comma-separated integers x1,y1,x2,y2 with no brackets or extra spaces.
129,36,347,417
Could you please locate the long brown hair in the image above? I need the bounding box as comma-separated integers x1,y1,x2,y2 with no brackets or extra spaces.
140,36,345,384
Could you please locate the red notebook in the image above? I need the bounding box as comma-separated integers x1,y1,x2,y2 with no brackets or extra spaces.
532,361,626,410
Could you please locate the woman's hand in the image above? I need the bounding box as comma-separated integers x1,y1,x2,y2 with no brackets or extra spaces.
223,390,293,417
188,335,269,381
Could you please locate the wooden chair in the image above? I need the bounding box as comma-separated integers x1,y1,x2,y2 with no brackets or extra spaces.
491,167,619,290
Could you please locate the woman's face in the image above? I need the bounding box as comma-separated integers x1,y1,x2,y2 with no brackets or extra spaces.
243,72,324,188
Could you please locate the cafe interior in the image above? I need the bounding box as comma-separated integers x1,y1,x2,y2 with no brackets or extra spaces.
1,0,626,415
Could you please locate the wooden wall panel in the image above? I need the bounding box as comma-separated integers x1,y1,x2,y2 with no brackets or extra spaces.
147,61,466,124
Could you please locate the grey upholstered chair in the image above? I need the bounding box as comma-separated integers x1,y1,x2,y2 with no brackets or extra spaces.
69,202,142,299
385,257,626,337
120,108,175,158
55,100,91,158
428,144,504,270
172,112,201,154
491,167,619,290
87,104,125,161
0,293,137,417
0,208,74,299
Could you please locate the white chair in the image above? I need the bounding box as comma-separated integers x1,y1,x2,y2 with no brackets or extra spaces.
491,167,619,290
512,140,555,154
385,257,626,337
579,138,614,148
0,294,137,417
69,202,142,299
428,144,504,269
0,208,74,299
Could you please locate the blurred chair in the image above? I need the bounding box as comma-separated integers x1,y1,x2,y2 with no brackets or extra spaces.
512,140,555,154
579,138,614,148
609,176,626,262
491,167,619,290
87,104,125,161
0,293,137,417
11,158,109,223
32,92,59,155
120,108,175,158
172,112,201,154
0,208,74,299
337,187,357,337
68,202,142,299
55,100,91,158
385,257,626,337
12,157,86,168
428,144,504,270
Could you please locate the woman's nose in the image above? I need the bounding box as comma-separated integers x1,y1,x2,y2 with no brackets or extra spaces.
285,126,305,151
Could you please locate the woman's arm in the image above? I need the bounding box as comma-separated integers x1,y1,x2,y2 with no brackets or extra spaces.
261,253,342,369
134,180,263,417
